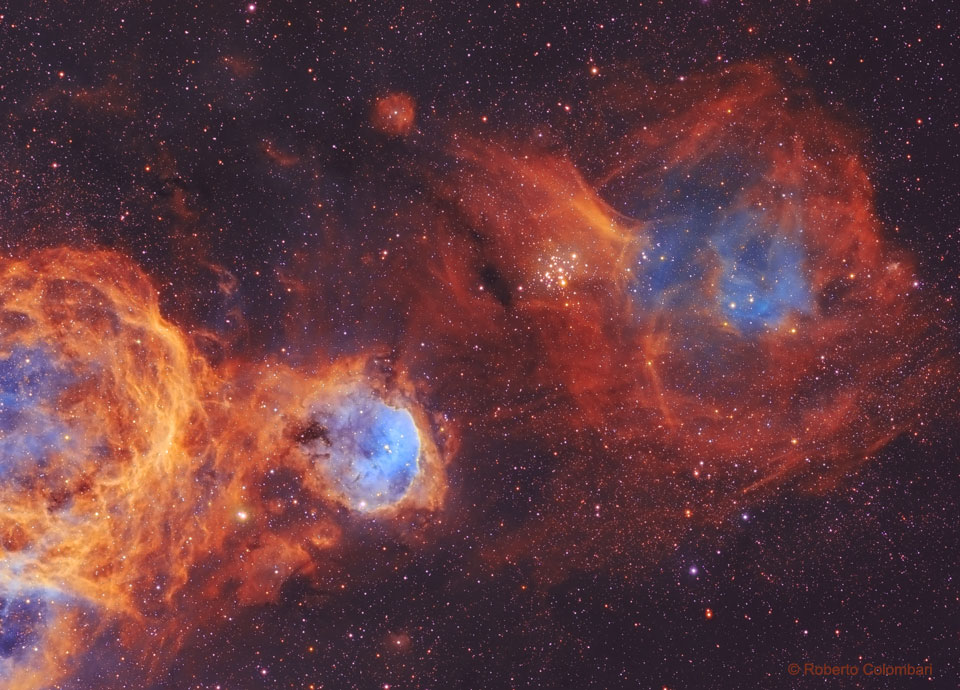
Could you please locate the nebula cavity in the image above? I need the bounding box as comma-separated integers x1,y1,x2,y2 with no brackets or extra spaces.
0,347,82,484
629,163,811,335
0,585,84,688
304,387,422,512
0,590,46,663
713,215,811,332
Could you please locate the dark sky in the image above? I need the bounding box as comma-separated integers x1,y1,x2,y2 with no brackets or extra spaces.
0,2,957,689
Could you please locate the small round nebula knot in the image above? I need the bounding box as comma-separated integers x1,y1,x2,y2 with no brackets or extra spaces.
371,92,416,137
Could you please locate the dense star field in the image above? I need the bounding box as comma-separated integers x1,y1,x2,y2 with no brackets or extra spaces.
0,2,958,689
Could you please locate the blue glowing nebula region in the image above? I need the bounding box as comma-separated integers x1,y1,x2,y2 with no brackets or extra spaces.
0,591,47,660
631,200,812,333
0,587,58,682
0,347,77,482
307,389,421,511
712,214,811,332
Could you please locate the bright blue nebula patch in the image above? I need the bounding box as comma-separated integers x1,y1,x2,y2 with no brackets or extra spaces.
0,586,66,685
627,163,811,333
0,590,48,661
0,347,77,482
630,209,714,308
711,212,811,332
307,389,421,511
0,585,90,684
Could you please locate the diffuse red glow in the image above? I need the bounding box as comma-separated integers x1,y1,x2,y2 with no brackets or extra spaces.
372,92,417,137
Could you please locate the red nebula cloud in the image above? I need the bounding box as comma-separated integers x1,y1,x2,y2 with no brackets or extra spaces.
372,92,417,136
390,63,952,576
0,63,952,687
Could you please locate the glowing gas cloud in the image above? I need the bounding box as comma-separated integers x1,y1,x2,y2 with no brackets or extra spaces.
394,63,951,570
0,250,451,687
0,64,951,687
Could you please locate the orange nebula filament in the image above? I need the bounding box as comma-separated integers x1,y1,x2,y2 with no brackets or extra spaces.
0,249,451,686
